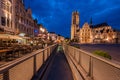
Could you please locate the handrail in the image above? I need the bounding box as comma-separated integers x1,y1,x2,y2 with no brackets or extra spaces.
64,44,120,80
0,44,56,70
68,45,120,68
0,44,57,80
70,46,120,69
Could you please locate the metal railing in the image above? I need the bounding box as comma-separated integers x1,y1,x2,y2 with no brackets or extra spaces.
63,45,120,80
0,44,57,80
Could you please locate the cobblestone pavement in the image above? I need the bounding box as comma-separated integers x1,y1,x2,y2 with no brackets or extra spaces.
72,44,120,62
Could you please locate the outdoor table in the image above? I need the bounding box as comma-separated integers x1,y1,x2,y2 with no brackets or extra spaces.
18,47,25,53
13,48,20,58
0,49,11,53
0,49,12,61
0,47,4,50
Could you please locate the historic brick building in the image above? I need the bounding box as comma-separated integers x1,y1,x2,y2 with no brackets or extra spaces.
71,11,120,43
91,23,120,43
13,0,35,37
80,23,93,43
80,22,120,43
71,11,80,40
0,0,39,37
0,0,14,33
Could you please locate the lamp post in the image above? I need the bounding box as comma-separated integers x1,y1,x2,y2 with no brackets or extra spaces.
40,28,45,33
39,27,46,48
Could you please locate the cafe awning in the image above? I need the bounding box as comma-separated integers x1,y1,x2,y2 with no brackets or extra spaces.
9,35,23,40
0,34,23,40
0,34,9,39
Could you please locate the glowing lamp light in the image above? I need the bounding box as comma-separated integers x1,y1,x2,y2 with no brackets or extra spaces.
106,38,109,41
19,33,25,37
40,28,45,32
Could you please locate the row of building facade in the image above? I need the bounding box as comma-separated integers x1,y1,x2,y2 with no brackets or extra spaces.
0,0,40,37
71,11,120,43
0,0,64,43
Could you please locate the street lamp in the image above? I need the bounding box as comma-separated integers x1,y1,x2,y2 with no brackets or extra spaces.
40,28,45,33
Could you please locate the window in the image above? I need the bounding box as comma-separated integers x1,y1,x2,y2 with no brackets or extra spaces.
1,1,6,10
11,21,12,28
1,1,11,12
10,6,12,13
77,29,79,32
73,16,76,24
1,17,6,26
83,30,84,32
7,18,9,27
6,4,9,12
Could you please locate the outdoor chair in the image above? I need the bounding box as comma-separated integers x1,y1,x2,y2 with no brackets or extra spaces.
5,50,14,61
13,48,20,58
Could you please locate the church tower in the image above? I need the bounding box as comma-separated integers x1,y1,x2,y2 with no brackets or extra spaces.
71,11,80,40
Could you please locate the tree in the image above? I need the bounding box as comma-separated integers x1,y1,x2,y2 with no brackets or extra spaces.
93,50,112,60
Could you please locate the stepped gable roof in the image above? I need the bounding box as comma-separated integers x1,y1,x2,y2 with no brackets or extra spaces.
90,23,109,28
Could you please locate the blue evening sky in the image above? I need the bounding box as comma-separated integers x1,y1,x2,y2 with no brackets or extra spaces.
24,0,120,37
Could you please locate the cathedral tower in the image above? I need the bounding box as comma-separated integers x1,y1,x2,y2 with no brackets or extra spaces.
71,11,80,40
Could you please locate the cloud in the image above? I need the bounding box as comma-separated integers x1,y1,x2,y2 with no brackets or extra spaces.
24,0,120,37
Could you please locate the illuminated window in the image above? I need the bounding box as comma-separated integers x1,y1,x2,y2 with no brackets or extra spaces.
6,4,9,11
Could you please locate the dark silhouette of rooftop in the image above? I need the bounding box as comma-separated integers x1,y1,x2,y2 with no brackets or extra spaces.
90,22,109,28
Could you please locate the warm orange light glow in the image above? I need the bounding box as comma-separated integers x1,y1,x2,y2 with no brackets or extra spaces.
40,28,45,32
